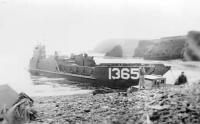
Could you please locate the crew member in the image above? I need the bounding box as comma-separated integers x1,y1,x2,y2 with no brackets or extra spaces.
54,51,59,60
139,66,146,90
175,72,188,85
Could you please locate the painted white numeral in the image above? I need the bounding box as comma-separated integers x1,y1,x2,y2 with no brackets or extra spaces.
108,68,112,80
108,68,139,80
112,68,120,79
121,68,130,79
130,68,139,79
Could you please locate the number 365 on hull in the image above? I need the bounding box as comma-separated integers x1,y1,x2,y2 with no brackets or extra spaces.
108,68,140,80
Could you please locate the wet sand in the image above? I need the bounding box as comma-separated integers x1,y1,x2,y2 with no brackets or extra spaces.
31,81,200,124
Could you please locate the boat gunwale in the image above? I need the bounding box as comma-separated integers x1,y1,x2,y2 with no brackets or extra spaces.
29,68,96,80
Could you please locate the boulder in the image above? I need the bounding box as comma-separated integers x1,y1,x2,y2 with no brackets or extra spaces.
105,45,123,57
183,31,200,61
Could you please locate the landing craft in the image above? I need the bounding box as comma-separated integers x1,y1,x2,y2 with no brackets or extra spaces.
29,45,171,88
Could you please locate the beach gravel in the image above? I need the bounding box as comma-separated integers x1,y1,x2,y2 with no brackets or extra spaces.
30,82,200,124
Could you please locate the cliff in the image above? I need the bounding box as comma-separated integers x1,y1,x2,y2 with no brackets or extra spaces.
144,36,186,60
96,31,200,61
134,36,186,60
134,40,155,57
105,45,123,57
183,31,200,61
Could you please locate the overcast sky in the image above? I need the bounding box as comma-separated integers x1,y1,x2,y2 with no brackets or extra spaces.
0,0,200,56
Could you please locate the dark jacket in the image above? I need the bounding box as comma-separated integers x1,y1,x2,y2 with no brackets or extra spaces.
175,75,187,85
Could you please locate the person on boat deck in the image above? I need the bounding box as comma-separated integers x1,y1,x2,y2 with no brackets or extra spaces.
139,66,146,90
175,72,188,85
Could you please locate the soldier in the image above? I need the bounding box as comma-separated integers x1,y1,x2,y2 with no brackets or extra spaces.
175,72,188,85
139,66,146,90
54,51,59,60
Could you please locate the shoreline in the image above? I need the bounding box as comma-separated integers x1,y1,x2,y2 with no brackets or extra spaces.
30,82,200,124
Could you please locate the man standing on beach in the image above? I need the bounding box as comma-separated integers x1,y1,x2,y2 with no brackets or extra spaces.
139,66,146,90
175,72,188,85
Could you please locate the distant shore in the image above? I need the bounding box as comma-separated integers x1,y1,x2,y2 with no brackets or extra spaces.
31,81,200,124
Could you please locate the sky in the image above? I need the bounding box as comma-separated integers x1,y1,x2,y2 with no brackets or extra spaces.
1,0,200,94
0,0,200,60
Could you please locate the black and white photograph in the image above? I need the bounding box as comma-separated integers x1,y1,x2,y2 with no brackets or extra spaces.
0,0,200,123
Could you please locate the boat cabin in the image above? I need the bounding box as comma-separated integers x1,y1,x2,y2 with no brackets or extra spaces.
144,75,166,89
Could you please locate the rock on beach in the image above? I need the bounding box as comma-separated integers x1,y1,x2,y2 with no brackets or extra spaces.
31,82,200,124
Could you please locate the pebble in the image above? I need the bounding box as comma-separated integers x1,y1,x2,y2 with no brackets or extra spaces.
30,82,200,124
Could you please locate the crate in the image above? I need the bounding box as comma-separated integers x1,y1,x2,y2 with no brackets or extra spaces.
144,75,166,89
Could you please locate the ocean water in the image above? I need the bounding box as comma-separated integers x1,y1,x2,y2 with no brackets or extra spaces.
0,55,199,97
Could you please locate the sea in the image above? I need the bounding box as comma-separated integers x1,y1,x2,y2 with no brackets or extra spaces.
0,54,199,97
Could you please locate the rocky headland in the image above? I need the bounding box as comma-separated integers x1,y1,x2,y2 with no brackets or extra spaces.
183,31,200,61
134,36,186,60
133,40,157,58
93,39,139,57
94,31,200,61
134,31,200,61
105,45,123,57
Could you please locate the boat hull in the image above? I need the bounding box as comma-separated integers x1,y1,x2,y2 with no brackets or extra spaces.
29,69,139,88
29,45,170,88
